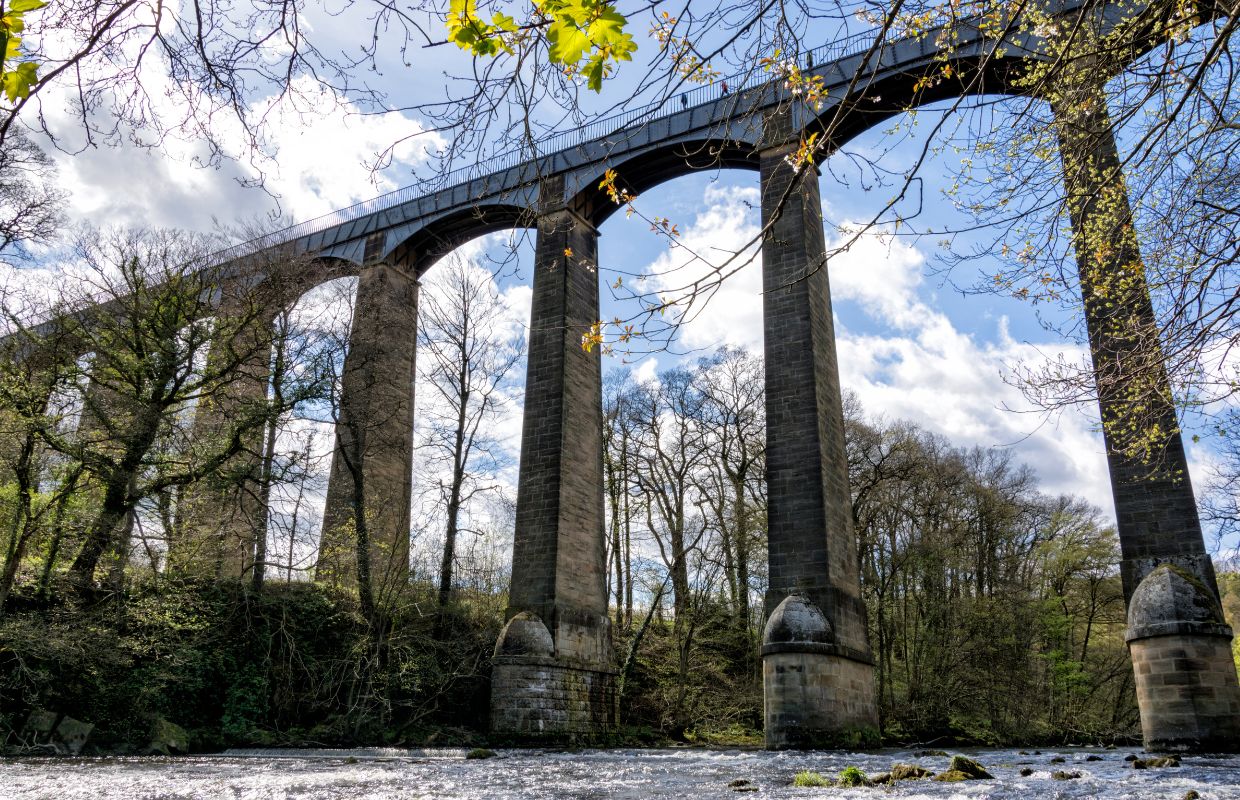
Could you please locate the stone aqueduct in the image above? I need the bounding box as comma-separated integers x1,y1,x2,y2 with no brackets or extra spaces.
50,0,1240,751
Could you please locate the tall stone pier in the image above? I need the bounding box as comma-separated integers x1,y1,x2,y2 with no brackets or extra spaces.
317,262,419,606
1055,73,1240,752
490,182,616,737
757,120,879,749
173,302,276,578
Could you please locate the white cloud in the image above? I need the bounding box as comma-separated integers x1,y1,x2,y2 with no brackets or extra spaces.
39,76,444,236
829,226,928,330
635,182,1118,514
632,356,660,386
637,184,765,353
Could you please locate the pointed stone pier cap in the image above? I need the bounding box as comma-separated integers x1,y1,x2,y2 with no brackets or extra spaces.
763,592,834,647
494,611,555,658
1126,563,1232,642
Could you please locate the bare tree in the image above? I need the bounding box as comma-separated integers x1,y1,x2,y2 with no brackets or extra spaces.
691,346,766,639
0,129,64,262
603,370,640,630
416,255,523,609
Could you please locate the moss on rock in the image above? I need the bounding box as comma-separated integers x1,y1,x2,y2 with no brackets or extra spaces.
890,763,934,780
947,755,993,779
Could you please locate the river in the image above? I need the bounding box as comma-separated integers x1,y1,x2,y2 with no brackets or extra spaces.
2,747,1238,798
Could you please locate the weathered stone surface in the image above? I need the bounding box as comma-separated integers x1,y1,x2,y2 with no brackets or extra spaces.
494,612,555,658
490,659,616,736
23,709,58,736
172,308,275,579
946,756,993,779
1057,73,1240,754
318,264,418,600
757,122,877,749
1127,569,1240,752
762,593,832,647
491,192,614,738
1133,755,1181,769
55,716,93,755
889,764,934,781
148,717,190,755
762,649,879,750
505,200,609,656
1128,564,1227,636
758,136,870,660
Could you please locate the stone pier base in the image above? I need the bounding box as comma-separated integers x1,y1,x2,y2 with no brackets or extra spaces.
1130,633,1240,752
762,594,879,749
489,612,616,738
490,659,616,737
1126,564,1240,753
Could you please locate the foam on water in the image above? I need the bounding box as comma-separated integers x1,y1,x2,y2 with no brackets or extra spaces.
1,747,1238,799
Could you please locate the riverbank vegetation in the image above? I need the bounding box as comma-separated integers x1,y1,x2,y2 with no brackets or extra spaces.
2,313,1237,752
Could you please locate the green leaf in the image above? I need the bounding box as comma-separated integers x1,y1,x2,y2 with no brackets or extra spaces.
8,0,47,13
585,58,604,91
546,19,590,65
450,25,478,47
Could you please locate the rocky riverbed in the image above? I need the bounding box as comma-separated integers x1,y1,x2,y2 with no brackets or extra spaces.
1,746,1238,798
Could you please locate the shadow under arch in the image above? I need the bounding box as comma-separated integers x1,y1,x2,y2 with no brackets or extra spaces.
390,203,535,277
575,140,761,228
807,45,1039,151
567,54,1039,229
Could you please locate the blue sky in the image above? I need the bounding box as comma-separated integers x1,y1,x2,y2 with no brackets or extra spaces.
10,1,1237,559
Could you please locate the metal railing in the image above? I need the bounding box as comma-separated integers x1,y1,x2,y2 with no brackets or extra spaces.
211,26,886,265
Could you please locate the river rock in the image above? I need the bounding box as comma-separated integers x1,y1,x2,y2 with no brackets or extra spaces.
23,709,58,738
1019,767,1034,777
1134,755,1181,769
941,755,992,780
890,763,934,780
1052,770,1082,780
55,716,93,755
148,717,189,755
913,749,949,757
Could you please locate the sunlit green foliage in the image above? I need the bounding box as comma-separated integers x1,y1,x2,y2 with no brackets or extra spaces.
0,0,44,102
446,0,635,91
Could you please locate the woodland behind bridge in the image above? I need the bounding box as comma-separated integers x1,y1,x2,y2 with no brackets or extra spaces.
4,0,1240,755
0,240,1236,748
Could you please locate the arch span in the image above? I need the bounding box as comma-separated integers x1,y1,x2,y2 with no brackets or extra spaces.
389,203,534,276
575,139,760,227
